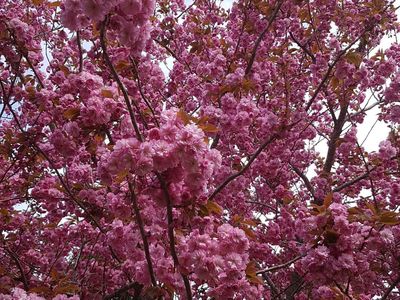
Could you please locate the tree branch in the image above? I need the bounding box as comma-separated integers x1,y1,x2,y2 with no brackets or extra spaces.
129,57,160,127
382,274,400,300
305,27,371,111
100,20,143,142
4,247,29,291
323,103,348,174
103,282,143,300
209,133,278,201
156,172,192,300
333,168,375,192
128,182,157,287
245,0,283,76
289,32,315,63
76,30,83,73
256,255,304,275
290,164,316,199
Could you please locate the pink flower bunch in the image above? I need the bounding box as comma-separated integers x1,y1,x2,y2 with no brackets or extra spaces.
179,223,261,298
98,109,221,203
61,0,155,52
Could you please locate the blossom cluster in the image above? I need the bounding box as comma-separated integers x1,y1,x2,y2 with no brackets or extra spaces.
61,0,155,52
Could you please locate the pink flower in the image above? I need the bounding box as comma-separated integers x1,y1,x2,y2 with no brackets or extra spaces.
379,140,396,160
81,0,107,21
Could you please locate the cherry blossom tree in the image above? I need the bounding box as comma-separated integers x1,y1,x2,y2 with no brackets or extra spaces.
1,0,400,298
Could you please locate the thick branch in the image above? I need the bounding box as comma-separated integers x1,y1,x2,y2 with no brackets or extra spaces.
262,272,282,299
323,103,348,174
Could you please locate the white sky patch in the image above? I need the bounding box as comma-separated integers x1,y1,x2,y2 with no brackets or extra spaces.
184,0,234,10
160,56,175,78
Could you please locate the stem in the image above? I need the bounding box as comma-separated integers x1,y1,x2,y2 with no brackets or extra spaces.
156,173,193,300
100,20,143,142
305,24,374,111
245,0,283,76
256,255,304,275
128,182,157,286
103,282,143,300
77,30,83,73
290,164,316,200
129,57,160,127
209,133,278,201
2,56,125,267
4,247,29,291
289,32,316,63
381,274,400,300
333,168,375,192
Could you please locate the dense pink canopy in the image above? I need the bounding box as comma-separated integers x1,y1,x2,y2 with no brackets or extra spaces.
0,0,400,299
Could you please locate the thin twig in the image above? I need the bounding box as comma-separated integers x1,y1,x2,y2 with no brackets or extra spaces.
289,32,316,63
4,247,29,291
156,173,193,300
77,30,83,73
305,26,372,111
103,282,143,300
100,20,143,142
381,274,400,300
129,57,160,127
128,182,157,286
209,133,279,201
245,0,283,76
176,0,198,20
290,164,316,199
333,168,375,192
256,254,304,275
